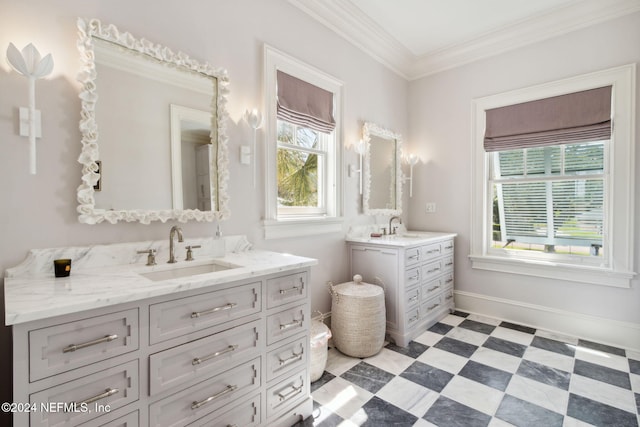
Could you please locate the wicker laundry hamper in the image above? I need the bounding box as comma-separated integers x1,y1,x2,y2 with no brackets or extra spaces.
328,274,385,358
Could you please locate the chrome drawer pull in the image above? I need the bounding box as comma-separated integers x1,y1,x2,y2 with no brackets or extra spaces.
408,254,419,260
191,302,237,319
63,334,118,353
409,314,419,323
426,249,439,254
445,294,454,300
279,318,303,330
76,388,119,406
279,285,301,295
191,384,237,410
408,274,420,281
445,278,453,284
408,295,418,302
445,262,453,267
279,350,303,366
278,384,303,402
428,285,440,292
427,267,440,273
444,245,453,250
427,303,440,311
192,345,239,365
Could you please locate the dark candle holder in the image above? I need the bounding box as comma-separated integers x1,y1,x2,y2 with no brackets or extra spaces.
53,259,72,277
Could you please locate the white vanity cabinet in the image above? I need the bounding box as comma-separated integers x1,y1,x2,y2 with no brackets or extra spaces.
7,244,315,427
347,233,456,347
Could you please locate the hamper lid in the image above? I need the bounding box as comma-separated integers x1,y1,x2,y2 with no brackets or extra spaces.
332,274,383,297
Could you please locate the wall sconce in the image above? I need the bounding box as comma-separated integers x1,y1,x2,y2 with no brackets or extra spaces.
402,153,419,197
6,42,54,175
348,139,366,194
242,108,263,187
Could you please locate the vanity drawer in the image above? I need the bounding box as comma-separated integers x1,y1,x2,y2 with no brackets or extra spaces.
421,243,442,260
148,357,260,427
421,278,443,300
267,304,307,346
79,410,138,427
405,307,420,329
149,282,260,344
149,319,261,395
442,273,454,289
421,294,443,318
404,247,421,266
266,271,308,309
30,360,138,427
187,393,260,427
405,267,421,288
266,335,307,382
442,240,454,255
442,256,454,273
29,308,139,382
405,287,420,308
266,370,307,419
422,260,442,281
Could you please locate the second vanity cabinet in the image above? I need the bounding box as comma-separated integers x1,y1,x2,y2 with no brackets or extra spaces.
8,257,313,427
348,233,456,347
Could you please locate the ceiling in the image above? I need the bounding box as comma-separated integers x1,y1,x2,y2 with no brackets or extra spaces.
288,0,640,80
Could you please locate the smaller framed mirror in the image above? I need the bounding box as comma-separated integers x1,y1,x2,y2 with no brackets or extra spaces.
362,122,403,216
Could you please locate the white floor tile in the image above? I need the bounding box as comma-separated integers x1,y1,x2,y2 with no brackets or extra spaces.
563,415,604,427
523,346,575,373
376,376,440,418
413,330,446,346
489,418,517,427
506,375,569,414
445,326,489,346
325,348,361,376
417,346,468,374
471,347,522,374
312,376,374,421
439,314,465,327
466,313,502,326
441,375,504,416
535,329,579,345
573,345,629,372
569,374,637,413
630,372,640,393
364,347,415,375
491,326,535,346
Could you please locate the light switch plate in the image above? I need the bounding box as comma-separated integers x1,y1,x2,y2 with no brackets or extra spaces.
425,202,436,213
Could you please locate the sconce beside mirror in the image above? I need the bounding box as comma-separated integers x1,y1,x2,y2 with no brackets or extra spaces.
362,122,403,216
76,18,230,224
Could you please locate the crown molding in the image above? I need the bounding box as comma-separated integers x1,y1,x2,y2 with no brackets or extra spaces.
289,0,640,81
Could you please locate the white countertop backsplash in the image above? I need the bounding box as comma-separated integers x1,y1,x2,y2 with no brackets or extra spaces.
4,235,317,325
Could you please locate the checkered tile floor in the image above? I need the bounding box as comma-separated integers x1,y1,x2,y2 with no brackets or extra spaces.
300,311,640,427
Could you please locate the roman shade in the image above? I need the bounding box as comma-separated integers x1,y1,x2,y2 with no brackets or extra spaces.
277,70,335,133
484,86,612,152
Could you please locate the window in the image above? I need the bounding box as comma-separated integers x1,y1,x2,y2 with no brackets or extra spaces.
263,45,343,239
470,64,636,287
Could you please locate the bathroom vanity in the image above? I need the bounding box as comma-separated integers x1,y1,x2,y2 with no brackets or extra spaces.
346,231,456,347
5,236,316,427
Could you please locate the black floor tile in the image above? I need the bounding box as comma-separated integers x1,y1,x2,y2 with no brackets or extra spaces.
340,362,395,394
452,310,470,318
311,371,335,394
577,339,626,357
424,395,492,427
459,360,512,391
530,336,576,357
385,340,429,358
630,358,640,375
429,322,454,335
358,396,417,426
517,359,571,390
459,319,496,335
567,393,639,427
500,321,536,335
573,359,632,390
400,360,454,392
496,395,564,427
434,336,478,358
483,336,527,358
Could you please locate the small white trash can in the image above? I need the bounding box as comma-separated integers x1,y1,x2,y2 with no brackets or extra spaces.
310,315,331,382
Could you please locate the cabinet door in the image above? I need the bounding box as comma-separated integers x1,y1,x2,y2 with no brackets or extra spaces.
350,246,399,330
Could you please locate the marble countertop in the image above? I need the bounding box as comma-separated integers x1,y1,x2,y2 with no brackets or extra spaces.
345,231,457,247
4,236,317,325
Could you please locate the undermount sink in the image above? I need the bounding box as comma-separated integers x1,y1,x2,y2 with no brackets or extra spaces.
140,261,239,282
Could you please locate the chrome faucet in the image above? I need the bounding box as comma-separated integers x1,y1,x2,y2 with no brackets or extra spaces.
168,225,184,263
389,216,402,235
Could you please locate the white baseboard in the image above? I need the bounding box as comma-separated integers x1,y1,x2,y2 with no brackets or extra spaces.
454,290,640,353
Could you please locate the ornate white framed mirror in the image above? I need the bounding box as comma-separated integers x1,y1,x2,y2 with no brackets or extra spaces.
76,18,230,224
362,122,403,216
